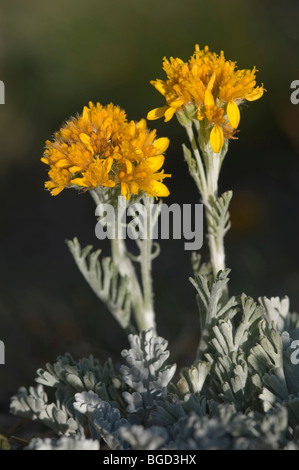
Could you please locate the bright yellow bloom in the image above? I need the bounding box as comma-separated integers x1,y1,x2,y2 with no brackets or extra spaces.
42,102,171,200
71,157,115,189
147,45,265,153
118,156,170,199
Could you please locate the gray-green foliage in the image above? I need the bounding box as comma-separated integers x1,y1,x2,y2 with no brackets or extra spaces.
74,391,129,449
10,384,84,436
10,271,299,449
67,238,132,330
120,330,176,421
206,191,232,245
10,353,126,437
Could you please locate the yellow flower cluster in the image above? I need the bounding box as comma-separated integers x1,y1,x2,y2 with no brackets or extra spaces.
147,45,265,153
42,102,171,199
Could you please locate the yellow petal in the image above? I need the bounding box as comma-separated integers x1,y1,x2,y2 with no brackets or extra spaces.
45,181,55,190
153,137,170,154
79,133,94,154
130,181,139,195
71,178,88,187
169,98,184,109
79,133,91,145
128,120,136,137
210,125,224,153
149,181,170,197
150,80,168,96
121,182,130,200
55,159,70,168
137,118,147,129
125,159,133,174
69,165,83,173
164,106,177,122
207,73,216,91
147,106,169,120
82,106,89,123
245,86,264,101
197,108,205,120
51,187,64,196
145,155,165,172
227,100,240,129
102,180,116,188
204,89,215,107
104,157,114,173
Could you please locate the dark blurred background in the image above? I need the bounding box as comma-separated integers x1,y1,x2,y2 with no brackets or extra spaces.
1,0,299,421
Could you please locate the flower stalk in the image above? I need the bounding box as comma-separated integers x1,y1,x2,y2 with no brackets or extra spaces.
90,187,158,333
42,101,171,334
184,122,228,279
148,44,264,286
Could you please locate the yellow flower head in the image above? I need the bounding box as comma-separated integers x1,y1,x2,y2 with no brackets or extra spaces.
147,45,265,153
42,102,171,200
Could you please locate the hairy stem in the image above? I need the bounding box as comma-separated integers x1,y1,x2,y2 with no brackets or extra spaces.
185,124,227,279
91,188,156,332
185,124,208,200
110,236,148,331
139,196,156,331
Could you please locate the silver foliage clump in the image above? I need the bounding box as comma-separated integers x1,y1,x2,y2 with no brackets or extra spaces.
10,353,126,437
10,272,299,449
26,436,100,451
